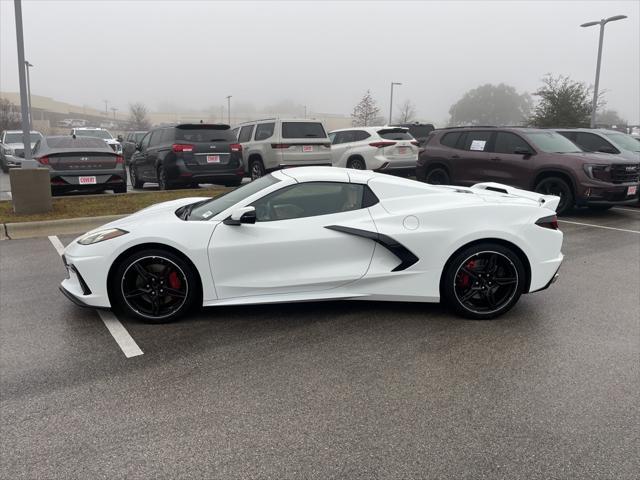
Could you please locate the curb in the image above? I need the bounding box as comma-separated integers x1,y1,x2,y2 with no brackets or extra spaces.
2,214,127,240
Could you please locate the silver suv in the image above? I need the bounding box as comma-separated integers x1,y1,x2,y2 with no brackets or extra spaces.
232,118,331,179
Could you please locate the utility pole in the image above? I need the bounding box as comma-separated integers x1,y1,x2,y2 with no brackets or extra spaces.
226,95,232,124
389,82,402,124
24,60,33,124
103,99,109,116
111,107,118,120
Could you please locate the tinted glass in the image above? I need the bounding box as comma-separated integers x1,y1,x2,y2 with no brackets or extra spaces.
188,174,281,221
604,132,640,152
4,132,42,143
134,132,146,142
575,133,615,152
354,130,371,141
440,131,461,148
238,125,255,143
329,132,338,144
525,132,582,153
281,122,327,139
45,136,109,148
461,131,493,151
149,130,162,147
74,129,113,139
230,127,239,140
175,127,234,142
377,128,412,140
140,132,151,150
252,182,365,222
407,125,434,138
338,131,357,144
255,122,275,141
493,132,532,154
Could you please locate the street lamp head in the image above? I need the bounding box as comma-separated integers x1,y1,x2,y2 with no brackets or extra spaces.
392,82,402,86
605,14,627,23
25,61,33,67
580,20,600,27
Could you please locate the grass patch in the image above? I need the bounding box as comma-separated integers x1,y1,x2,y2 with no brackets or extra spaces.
0,187,229,223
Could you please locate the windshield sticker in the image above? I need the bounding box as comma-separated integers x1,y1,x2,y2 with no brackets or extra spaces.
201,211,213,219
470,140,486,151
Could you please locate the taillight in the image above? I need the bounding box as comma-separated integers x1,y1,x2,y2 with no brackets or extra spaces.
115,155,124,165
536,214,559,230
37,156,50,165
230,143,242,152
410,141,420,146
271,143,291,149
369,141,396,148
172,144,194,153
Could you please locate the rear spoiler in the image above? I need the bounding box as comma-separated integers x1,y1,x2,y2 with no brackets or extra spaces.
470,182,561,212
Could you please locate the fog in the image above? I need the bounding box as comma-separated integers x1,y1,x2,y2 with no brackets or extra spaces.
1,0,639,124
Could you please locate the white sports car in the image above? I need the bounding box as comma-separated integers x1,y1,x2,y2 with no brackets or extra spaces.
60,167,563,323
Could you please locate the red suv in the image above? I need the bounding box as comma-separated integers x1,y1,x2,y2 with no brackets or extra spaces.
416,127,640,214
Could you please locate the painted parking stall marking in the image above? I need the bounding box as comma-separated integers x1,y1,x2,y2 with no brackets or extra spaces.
48,235,144,358
558,220,640,234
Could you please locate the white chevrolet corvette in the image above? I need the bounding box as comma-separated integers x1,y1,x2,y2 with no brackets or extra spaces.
60,167,563,323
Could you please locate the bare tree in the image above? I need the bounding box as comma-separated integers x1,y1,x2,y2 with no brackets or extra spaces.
395,100,416,123
0,98,21,132
351,90,380,127
129,102,151,130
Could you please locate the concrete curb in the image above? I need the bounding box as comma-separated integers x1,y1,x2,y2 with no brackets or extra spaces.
2,214,127,240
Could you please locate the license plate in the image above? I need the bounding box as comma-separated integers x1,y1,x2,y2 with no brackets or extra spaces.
398,147,409,154
79,176,97,185
206,155,221,163
302,145,314,153
628,185,638,196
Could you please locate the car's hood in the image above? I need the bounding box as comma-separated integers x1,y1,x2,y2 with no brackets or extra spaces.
104,139,120,145
558,151,639,165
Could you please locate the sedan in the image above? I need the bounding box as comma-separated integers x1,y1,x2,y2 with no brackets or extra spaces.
33,136,127,194
59,167,563,323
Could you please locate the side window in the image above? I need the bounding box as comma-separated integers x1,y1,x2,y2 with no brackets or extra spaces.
230,127,239,140
238,125,255,143
329,132,338,144
575,133,616,153
252,182,366,222
339,130,357,144
493,132,532,154
140,132,152,151
440,132,461,148
461,131,493,151
161,129,174,144
149,130,162,147
255,122,275,141
353,130,371,142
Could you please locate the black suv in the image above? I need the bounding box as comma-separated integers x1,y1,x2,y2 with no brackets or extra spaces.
417,127,639,214
391,122,434,149
129,124,244,190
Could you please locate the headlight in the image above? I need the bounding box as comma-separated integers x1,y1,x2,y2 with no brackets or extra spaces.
77,228,128,245
2,146,14,155
583,164,611,181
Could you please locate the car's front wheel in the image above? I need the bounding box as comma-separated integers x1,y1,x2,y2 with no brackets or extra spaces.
110,249,198,323
347,156,366,170
425,166,450,185
130,165,144,189
441,243,525,320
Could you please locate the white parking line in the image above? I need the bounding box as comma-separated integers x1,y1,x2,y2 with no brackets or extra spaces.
612,207,640,213
48,235,144,358
559,220,640,234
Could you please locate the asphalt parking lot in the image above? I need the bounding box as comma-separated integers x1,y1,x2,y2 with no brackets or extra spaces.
1,207,639,479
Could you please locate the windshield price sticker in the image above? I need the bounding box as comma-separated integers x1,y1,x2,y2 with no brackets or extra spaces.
470,140,486,151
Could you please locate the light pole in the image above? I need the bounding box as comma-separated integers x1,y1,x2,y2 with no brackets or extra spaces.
581,15,627,128
13,0,33,164
24,60,33,124
226,95,232,124
389,82,402,124
103,99,109,116
111,107,118,120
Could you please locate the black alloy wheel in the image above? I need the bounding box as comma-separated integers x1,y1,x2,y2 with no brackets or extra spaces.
111,250,198,323
442,243,525,320
347,157,366,170
250,159,265,180
425,167,450,185
535,177,573,215
157,166,171,190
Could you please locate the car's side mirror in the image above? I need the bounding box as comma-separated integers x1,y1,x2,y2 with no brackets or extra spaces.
117,135,124,142
514,147,533,156
224,206,256,225
135,143,142,151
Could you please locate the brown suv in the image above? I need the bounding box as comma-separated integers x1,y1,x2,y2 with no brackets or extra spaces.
416,127,640,214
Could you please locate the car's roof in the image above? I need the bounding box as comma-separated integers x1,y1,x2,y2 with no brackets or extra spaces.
329,126,409,134
4,130,41,134
555,128,626,134
73,127,107,131
40,135,114,152
235,118,325,126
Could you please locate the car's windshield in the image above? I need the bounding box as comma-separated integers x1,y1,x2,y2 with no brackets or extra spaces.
186,174,281,220
525,132,581,153
4,132,42,143
603,132,640,152
75,129,113,140
133,132,146,142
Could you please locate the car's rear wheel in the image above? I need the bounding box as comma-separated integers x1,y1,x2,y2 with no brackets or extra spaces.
347,156,366,170
442,243,525,320
535,177,573,215
113,183,127,194
425,166,450,185
157,165,172,190
110,249,198,323
130,165,144,189
249,158,265,180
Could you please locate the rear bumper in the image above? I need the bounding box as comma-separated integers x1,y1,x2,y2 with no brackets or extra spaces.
171,162,244,184
529,254,563,293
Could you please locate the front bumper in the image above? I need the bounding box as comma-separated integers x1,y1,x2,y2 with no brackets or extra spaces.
60,249,112,308
3,154,24,168
576,182,639,206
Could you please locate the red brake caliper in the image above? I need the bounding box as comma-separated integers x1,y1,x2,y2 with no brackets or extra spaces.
457,260,476,287
168,271,181,290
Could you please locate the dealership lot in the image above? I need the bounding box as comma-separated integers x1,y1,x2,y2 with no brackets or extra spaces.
1,208,638,479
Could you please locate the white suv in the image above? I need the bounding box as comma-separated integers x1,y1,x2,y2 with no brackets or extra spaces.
329,126,419,174
232,118,331,179
70,127,122,154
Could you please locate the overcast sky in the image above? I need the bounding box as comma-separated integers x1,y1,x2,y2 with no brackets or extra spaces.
1,0,639,124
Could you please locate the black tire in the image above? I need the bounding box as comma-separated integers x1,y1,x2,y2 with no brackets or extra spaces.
130,165,144,189
113,183,127,194
535,177,573,215
346,156,366,170
157,165,172,190
441,242,525,320
425,166,450,185
588,205,613,211
110,248,199,323
249,158,265,180
1,161,8,174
